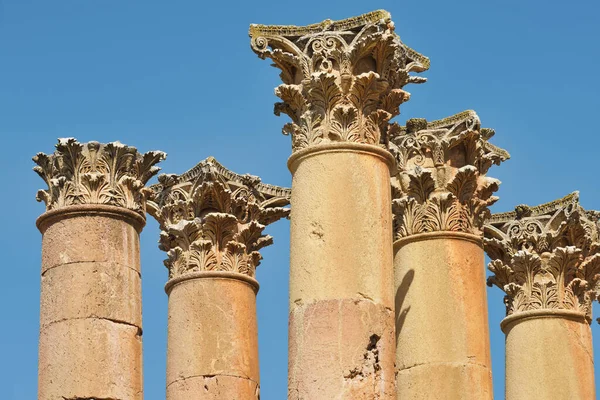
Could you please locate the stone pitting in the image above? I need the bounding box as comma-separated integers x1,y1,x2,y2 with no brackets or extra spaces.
33,137,166,216
485,192,600,323
390,110,510,239
250,9,429,152
148,157,290,280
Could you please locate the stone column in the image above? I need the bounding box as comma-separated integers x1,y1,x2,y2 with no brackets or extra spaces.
485,192,599,400
148,157,290,400
33,138,165,400
389,113,509,399
250,10,430,399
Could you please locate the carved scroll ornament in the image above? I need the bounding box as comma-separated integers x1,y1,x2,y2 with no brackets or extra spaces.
485,193,600,323
148,157,290,280
33,138,166,216
390,111,510,239
250,9,429,152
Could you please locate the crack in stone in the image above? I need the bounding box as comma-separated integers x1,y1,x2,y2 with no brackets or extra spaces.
352,294,393,313
43,316,142,337
42,261,141,278
397,360,490,372
357,292,374,302
166,373,260,389
62,397,122,400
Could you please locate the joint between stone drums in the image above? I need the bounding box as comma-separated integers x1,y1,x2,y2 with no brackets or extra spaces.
393,231,483,251
36,204,147,234
164,271,260,295
500,309,588,333
287,142,397,175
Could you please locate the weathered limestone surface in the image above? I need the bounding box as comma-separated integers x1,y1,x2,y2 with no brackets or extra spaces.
34,138,165,400
148,157,290,400
250,9,429,399
250,9,429,154
390,112,509,399
165,274,260,399
394,233,492,400
485,193,599,400
504,314,595,400
288,146,396,399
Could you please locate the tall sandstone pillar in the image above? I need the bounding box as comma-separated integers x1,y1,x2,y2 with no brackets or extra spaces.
250,10,430,399
33,138,165,400
389,112,509,399
148,157,290,399
485,193,599,400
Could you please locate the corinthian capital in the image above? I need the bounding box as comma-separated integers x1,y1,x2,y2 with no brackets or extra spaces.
33,138,166,216
484,192,600,323
390,111,510,239
148,157,291,280
249,9,429,152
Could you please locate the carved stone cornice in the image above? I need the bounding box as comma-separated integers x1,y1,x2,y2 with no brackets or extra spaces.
249,9,429,153
148,157,291,280
33,138,166,216
484,192,600,323
390,111,509,240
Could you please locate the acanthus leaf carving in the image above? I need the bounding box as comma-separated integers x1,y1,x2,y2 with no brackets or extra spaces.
406,166,435,203
250,9,429,152
275,84,306,121
33,138,166,216
390,111,509,240
425,193,464,233
484,193,600,323
148,157,290,280
447,166,478,203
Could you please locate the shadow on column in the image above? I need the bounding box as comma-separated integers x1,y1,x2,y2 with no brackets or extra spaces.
395,268,414,344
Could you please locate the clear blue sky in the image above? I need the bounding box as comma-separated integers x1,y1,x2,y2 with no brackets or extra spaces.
1,0,599,398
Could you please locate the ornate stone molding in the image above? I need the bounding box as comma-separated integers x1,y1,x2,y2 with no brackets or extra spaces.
249,9,429,152
390,111,509,239
33,138,166,216
148,157,291,280
484,192,600,323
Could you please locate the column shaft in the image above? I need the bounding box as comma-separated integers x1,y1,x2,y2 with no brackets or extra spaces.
394,233,492,399
37,205,144,400
389,112,507,399
503,312,595,400
249,10,430,399
166,273,260,399
147,157,290,400
288,144,395,399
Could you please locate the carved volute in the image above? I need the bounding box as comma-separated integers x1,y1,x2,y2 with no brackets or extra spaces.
148,157,291,280
389,111,510,240
33,138,166,216
250,9,430,152
485,192,600,323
